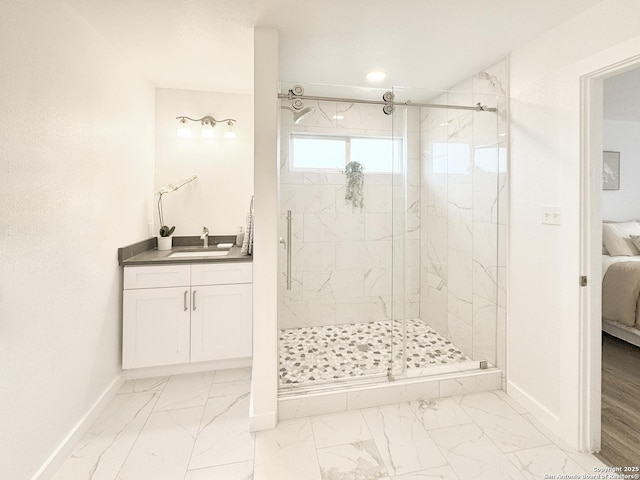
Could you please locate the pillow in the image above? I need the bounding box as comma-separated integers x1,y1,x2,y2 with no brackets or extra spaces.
631,235,640,253
603,221,640,256
603,244,609,255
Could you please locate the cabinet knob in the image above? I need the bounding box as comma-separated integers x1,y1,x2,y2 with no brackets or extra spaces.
192,290,197,311
184,290,188,311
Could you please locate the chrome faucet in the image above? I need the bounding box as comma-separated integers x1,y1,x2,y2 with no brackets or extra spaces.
201,226,209,248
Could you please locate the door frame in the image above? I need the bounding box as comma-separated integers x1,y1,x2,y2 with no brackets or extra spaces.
579,54,640,452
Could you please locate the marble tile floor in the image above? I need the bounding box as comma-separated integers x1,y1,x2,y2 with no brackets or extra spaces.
52,368,608,480
279,318,471,385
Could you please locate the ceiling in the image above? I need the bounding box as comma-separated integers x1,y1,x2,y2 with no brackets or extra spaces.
66,0,604,94
604,66,640,122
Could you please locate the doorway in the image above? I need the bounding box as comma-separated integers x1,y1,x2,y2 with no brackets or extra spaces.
581,56,640,460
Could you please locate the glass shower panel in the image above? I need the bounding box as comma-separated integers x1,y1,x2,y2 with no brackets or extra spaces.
277,82,397,389
394,82,502,378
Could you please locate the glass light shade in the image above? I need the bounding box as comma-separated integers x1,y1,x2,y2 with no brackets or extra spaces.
223,121,236,139
176,119,192,138
201,122,215,139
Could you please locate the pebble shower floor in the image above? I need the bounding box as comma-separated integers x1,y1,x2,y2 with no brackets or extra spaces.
279,318,471,385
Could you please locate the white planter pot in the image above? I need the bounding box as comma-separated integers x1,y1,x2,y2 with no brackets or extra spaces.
157,236,173,251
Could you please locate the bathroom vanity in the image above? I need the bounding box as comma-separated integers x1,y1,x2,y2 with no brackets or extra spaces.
118,237,252,370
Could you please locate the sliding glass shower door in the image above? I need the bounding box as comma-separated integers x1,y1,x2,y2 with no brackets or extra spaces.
277,83,402,389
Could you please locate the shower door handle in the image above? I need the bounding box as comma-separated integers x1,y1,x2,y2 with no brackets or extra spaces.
286,210,292,290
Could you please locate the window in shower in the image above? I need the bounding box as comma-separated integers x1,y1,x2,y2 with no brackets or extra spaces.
290,133,397,173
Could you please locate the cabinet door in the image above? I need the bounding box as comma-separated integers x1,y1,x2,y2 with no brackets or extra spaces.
190,284,253,362
123,287,191,369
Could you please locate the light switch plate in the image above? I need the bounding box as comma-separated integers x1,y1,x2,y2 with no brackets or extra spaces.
541,206,561,225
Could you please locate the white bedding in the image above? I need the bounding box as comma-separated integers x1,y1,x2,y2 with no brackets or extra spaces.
602,254,640,280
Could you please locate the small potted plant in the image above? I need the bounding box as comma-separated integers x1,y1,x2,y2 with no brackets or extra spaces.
157,225,175,251
156,174,198,251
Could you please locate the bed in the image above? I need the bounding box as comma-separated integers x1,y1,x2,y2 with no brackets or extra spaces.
602,221,640,348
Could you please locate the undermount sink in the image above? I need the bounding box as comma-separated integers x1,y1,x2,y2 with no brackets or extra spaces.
169,250,229,258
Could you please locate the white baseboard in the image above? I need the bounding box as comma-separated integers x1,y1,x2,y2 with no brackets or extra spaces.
507,379,561,433
249,409,277,432
124,357,252,380
31,373,125,480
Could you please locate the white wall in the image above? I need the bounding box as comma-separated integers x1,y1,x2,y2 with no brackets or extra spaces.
155,89,254,236
508,0,640,450
250,27,279,431
0,1,155,478
602,119,640,221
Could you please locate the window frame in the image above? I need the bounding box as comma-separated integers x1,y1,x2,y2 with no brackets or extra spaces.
288,132,399,174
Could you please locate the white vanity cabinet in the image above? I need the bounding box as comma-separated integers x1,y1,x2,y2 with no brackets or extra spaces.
123,262,252,369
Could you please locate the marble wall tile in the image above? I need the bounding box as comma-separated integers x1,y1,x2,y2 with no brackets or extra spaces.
278,299,336,329
439,371,501,397
304,213,366,242
447,253,472,304
335,296,392,324
254,418,323,480
52,392,159,480
366,241,394,269
291,242,336,272
447,294,473,356
425,175,448,220
473,60,507,96
496,305,506,372
472,105,499,148
429,423,526,480
421,278,448,335
472,295,497,365
472,260,498,305
472,167,499,224
346,381,440,411
316,440,388,480
361,185,393,213
278,393,347,420
117,406,203,480
303,269,365,301
310,410,372,448
335,241,367,270
362,404,447,476
364,268,393,297
280,184,323,213
365,213,394,241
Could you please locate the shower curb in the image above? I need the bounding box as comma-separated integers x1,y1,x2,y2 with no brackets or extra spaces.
278,367,501,420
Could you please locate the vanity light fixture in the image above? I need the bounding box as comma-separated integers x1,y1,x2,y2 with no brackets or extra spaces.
223,120,236,139
175,115,236,139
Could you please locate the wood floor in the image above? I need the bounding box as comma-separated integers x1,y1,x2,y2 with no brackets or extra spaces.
596,333,640,467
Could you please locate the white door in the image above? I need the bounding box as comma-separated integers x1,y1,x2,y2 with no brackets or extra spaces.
190,284,253,362
123,287,191,369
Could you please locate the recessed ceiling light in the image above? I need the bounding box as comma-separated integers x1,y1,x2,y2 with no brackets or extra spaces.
333,114,345,120
365,71,386,83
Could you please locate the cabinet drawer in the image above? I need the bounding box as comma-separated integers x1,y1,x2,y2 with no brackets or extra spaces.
191,262,252,286
124,265,191,289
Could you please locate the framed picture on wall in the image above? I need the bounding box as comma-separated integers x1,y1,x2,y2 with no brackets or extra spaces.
603,151,620,190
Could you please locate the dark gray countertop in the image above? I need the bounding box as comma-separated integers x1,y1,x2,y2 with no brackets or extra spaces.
119,236,252,266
